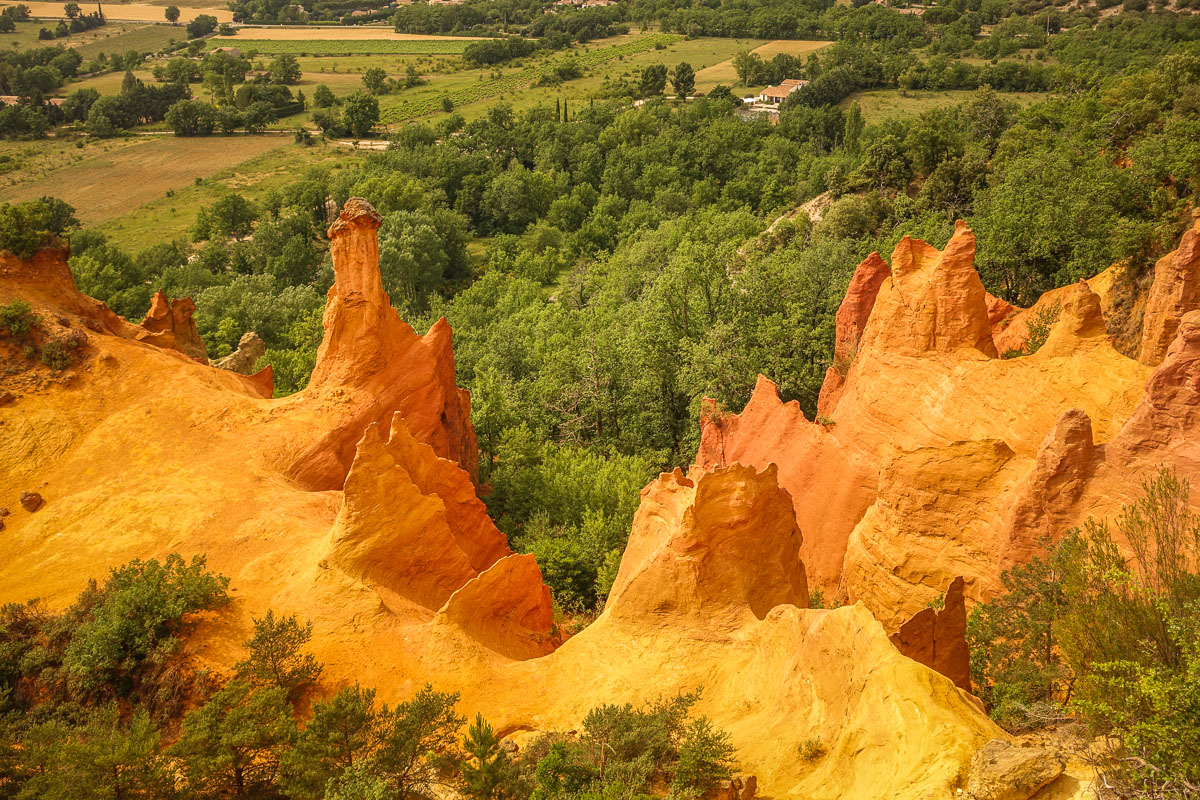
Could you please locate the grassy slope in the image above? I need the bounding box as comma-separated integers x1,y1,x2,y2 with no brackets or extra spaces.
0,135,298,232
0,20,180,55
841,87,1045,123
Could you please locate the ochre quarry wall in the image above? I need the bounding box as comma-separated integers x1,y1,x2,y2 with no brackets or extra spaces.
1,199,1018,800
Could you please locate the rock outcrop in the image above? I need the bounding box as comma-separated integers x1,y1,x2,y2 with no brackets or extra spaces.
1111,309,1200,475
213,331,266,374
965,740,1065,800
692,220,1167,635
818,252,890,417
1138,215,1200,367
9,213,1148,800
857,221,997,359
139,291,208,362
282,198,479,491
889,576,971,691
435,554,560,660
605,464,808,624
330,414,511,611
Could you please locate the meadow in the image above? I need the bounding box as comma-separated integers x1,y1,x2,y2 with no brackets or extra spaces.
0,135,290,228
693,38,832,93
840,87,1044,122
0,20,182,55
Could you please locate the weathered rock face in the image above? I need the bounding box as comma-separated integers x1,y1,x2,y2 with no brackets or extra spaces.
329,414,510,611
692,220,1184,639
282,198,479,491
857,221,997,360
965,740,1065,800
1138,215,1200,367
435,554,560,660
818,252,890,418
1111,309,1200,476
0,228,1009,800
605,464,808,624
213,332,266,375
140,291,208,362
697,376,871,596
1002,408,1096,570
889,576,971,691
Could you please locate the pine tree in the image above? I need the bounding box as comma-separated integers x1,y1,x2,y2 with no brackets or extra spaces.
460,714,508,800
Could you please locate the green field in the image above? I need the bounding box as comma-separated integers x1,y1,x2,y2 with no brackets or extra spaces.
841,87,1045,123
0,20,181,55
378,33,686,124
88,140,362,251
73,23,183,58
210,38,472,56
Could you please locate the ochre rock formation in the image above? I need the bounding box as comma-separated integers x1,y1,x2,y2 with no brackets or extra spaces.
140,290,208,362
605,464,808,624
965,740,1066,800
213,331,266,374
695,219,1183,638
1138,215,1200,367
279,198,479,491
0,209,1010,800
435,554,560,660
1110,309,1200,475
889,576,971,692
817,251,890,417
858,221,997,359
330,414,510,611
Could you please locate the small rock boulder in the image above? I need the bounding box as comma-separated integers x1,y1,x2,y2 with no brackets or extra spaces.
965,740,1065,800
19,492,43,513
213,332,267,375
704,774,756,800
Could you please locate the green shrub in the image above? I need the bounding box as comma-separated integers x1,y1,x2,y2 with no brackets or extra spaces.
797,738,826,761
39,340,71,370
969,468,1200,789
0,299,39,339
61,554,230,701
234,610,322,700
0,198,78,259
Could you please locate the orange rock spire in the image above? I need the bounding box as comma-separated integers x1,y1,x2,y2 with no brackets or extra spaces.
281,198,479,490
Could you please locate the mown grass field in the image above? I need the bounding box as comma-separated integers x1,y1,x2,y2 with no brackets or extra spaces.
64,66,157,94
0,135,289,227
215,27,482,40
841,87,1044,123
0,1,232,22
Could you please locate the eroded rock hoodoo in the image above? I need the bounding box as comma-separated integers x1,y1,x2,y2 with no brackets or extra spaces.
283,198,479,491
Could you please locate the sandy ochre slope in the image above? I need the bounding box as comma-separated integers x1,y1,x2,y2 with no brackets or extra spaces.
1,199,1093,800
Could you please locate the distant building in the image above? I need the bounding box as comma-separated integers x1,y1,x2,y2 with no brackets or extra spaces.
212,46,243,58
758,78,808,104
